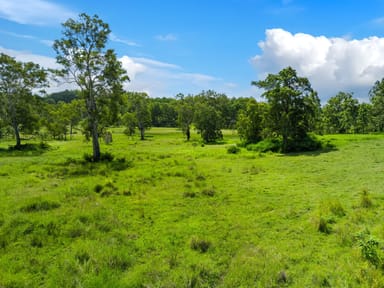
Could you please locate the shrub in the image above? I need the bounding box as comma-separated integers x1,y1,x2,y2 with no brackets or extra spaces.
356,230,381,267
227,145,240,154
94,184,103,193
287,133,322,152
246,138,281,153
190,236,211,253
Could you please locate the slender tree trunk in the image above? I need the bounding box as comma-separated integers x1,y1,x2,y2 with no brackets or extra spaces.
186,126,190,141
87,91,100,161
13,123,21,148
140,126,145,140
91,118,100,161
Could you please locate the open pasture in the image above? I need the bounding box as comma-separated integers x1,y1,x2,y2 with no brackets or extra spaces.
1,129,384,287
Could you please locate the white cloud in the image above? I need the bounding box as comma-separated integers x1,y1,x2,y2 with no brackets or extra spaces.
121,56,223,97
0,46,241,98
109,33,140,47
0,46,58,68
252,28,384,101
155,33,177,41
0,0,76,26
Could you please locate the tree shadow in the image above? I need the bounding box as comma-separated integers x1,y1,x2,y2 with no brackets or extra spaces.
283,144,338,157
0,143,51,157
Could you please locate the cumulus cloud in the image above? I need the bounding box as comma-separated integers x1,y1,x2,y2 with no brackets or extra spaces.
0,0,76,26
251,28,384,101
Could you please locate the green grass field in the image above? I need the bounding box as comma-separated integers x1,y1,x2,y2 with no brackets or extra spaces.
1,128,384,287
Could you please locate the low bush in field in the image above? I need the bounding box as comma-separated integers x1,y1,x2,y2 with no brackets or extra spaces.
246,138,281,153
245,134,322,153
227,145,240,154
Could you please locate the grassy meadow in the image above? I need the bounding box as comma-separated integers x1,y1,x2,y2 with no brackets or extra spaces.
1,128,384,287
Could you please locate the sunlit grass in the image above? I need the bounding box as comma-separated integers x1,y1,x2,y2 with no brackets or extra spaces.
1,129,384,286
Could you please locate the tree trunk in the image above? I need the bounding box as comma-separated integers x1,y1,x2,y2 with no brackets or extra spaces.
91,119,100,161
13,123,21,148
140,127,145,140
87,91,100,162
186,126,190,141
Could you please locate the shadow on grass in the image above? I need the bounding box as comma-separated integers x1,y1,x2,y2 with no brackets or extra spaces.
0,143,51,157
49,153,134,177
283,143,338,157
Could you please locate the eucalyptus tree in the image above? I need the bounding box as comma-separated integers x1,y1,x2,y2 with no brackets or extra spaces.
0,53,48,147
237,99,267,144
124,92,152,140
53,13,128,161
322,92,359,134
369,78,384,132
176,93,195,141
252,67,320,152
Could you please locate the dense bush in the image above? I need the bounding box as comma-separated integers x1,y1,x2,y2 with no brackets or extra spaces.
227,145,240,154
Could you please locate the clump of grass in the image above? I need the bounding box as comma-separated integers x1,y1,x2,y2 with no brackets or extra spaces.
20,199,60,213
183,191,197,198
83,152,114,163
109,157,133,171
122,190,132,196
190,236,211,253
196,174,206,181
329,200,346,217
318,217,332,234
360,188,373,208
94,184,103,193
227,145,240,154
277,270,288,284
201,188,216,197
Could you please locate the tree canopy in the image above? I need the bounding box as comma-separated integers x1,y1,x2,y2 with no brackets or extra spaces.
53,13,128,161
252,67,320,152
0,53,48,147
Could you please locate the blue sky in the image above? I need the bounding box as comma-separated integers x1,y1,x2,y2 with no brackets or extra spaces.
1,0,384,102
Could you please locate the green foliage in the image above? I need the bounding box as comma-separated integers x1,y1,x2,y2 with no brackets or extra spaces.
356,230,381,268
177,93,195,141
369,78,384,132
246,137,282,153
237,98,266,144
44,90,78,104
252,66,321,152
0,53,48,147
123,92,152,140
322,91,359,134
227,145,240,154
53,13,128,161
150,97,178,127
